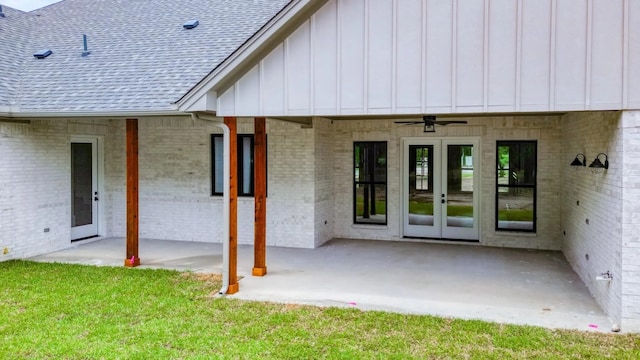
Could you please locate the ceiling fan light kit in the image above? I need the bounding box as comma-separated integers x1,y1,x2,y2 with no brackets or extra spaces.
394,115,467,133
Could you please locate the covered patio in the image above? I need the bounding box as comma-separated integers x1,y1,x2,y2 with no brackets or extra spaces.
30,237,611,332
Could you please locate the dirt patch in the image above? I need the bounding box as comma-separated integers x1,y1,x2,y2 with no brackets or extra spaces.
180,272,222,284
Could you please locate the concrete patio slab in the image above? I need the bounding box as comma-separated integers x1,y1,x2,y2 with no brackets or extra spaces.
29,237,612,332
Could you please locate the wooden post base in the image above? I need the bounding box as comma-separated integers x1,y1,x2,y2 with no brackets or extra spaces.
252,267,267,277
226,283,239,294
124,258,141,267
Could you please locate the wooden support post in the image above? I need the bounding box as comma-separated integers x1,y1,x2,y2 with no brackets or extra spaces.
125,118,140,267
225,117,239,294
253,117,267,276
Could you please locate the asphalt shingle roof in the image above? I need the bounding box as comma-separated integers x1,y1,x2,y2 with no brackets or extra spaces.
0,5,31,110
0,0,291,113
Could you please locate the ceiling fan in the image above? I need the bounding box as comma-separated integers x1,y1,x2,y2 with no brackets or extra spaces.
394,115,467,133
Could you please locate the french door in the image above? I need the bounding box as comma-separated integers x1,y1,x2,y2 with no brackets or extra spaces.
403,138,479,241
70,138,99,240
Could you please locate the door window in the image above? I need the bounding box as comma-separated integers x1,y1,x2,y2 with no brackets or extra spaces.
403,139,479,240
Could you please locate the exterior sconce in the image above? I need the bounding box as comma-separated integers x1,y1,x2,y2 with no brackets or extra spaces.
588,153,609,173
570,153,586,169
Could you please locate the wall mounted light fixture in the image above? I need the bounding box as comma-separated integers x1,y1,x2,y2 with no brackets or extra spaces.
570,153,586,169
589,153,609,173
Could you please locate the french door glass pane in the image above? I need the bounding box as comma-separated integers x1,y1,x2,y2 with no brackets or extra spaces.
71,143,93,227
446,145,473,228
408,145,434,226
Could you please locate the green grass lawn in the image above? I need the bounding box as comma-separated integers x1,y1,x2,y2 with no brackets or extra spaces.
1,261,638,359
498,209,534,222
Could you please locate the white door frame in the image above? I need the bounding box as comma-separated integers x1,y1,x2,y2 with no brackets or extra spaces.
70,136,105,240
401,137,481,241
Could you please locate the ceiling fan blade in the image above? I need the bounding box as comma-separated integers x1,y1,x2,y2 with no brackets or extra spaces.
394,121,423,124
435,120,468,126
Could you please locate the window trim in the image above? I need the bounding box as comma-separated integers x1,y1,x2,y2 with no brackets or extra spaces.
495,140,537,233
211,134,265,197
353,141,388,225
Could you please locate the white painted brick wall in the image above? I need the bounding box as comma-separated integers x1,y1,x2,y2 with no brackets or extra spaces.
620,110,640,332
330,116,563,250
561,111,624,330
265,119,316,247
482,117,563,249
104,116,317,248
313,117,335,247
0,115,575,254
1,119,115,261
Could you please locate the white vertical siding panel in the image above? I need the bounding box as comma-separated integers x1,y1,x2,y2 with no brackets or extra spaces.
590,0,623,108
520,0,551,110
396,0,423,111
339,0,366,111
487,0,517,109
554,0,588,109
212,0,633,117
515,0,524,110
456,0,485,109
218,86,236,115
425,0,454,110
236,66,261,115
627,0,640,108
367,0,393,111
584,0,593,106
261,44,286,115
286,21,312,112
312,1,338,113
549,0,557,110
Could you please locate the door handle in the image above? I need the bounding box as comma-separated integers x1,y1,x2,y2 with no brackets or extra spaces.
441,194,446,204
94,196,99,201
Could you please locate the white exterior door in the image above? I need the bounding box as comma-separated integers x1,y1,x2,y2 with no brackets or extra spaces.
70,138,99,240
403,138,480,241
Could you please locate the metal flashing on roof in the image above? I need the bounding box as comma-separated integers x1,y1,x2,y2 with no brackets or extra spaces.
33,49,53,59
183,20,199,29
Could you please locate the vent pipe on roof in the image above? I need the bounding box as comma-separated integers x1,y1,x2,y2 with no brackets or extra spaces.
183,20,199,29
82,34,91,57
33,49,53,59
0,5,6,18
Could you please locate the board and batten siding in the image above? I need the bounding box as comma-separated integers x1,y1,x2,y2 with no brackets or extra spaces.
216,0,640,117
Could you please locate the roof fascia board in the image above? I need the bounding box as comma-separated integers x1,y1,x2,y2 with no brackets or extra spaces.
0,110,185,119
182,91,218,113
177,0,329,112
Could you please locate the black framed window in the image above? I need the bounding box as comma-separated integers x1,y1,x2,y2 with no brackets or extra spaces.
496,141,537,232
212,134,263,197
354,142,387,225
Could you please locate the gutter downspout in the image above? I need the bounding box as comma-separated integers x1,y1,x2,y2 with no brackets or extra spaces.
191,113,230,295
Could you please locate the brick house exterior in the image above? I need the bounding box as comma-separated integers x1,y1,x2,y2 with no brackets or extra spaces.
2,0,640,331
